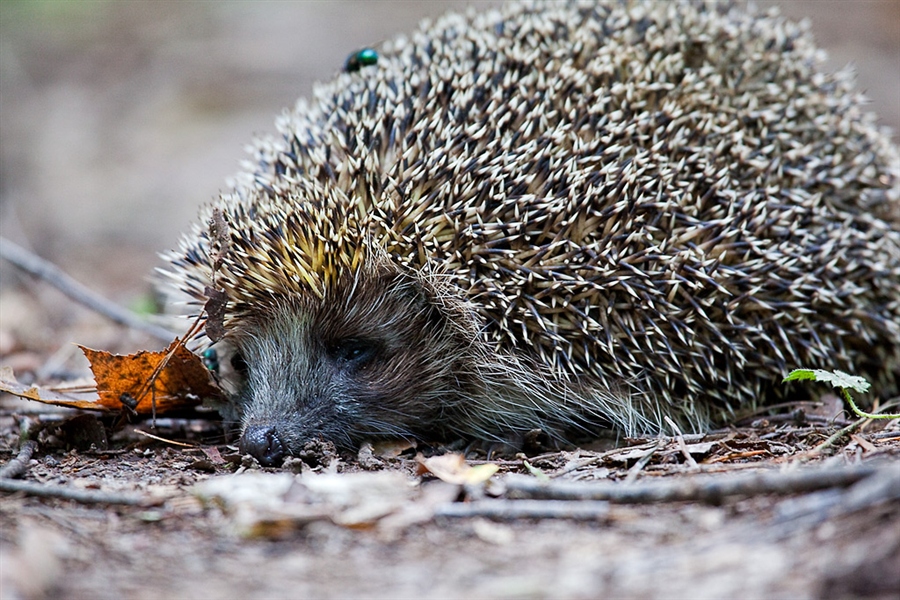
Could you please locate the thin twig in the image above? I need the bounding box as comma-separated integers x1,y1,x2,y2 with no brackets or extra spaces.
624,439,662,483
435,499,610,520
0,439,39,479
0,236,174,342
550,441,659,477
0,478,160,506
868,431,900,441
134,428,196,448
806,419,866,457
130,314,205,421
665,416,699,469
773,466,900,530
502,464,879,504
0,422,162,505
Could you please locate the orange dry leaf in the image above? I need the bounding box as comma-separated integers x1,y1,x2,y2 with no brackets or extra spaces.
80,340,222,415
0,367,98,408
416,453,499,485
0,341,223,416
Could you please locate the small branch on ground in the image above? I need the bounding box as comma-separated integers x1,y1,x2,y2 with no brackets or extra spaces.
0,434,160,505
868,431,900,440
503,464,880,504
134,428,196,447
0,235,175,342
623,439,662,482
805,419,866,458
0,439,39,479
436,499,610,520
0,478,161,506
665,416,699,469
774,466,900,526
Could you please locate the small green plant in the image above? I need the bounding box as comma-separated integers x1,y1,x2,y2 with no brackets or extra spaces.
783,369,900,420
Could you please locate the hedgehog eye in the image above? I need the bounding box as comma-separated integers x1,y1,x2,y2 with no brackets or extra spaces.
330,339,377,366
230,352,249,375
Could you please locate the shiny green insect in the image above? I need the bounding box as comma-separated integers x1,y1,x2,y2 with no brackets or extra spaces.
344,47,378,73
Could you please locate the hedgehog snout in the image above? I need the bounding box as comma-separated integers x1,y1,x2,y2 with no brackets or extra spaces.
239,424,287,467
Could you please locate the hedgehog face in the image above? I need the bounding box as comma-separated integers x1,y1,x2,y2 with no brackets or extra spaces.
228,269,461,465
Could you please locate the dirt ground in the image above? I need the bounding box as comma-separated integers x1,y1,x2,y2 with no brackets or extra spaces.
2,2,900,599
1,397,899,599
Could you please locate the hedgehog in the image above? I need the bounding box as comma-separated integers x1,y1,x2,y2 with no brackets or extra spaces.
162,0,900,466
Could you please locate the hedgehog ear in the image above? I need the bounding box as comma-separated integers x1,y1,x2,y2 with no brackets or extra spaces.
408,268,483,339
363,243,480,335
377,264,432,310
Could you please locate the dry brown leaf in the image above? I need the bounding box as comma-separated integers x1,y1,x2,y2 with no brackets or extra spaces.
81,340,222,415
0,366,100,409
0,342,223,416
416,453,499,485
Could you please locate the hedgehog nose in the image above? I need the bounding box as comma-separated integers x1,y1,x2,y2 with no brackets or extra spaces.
239,425,286,467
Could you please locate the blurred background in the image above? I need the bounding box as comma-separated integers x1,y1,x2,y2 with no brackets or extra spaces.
0,1,898,358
